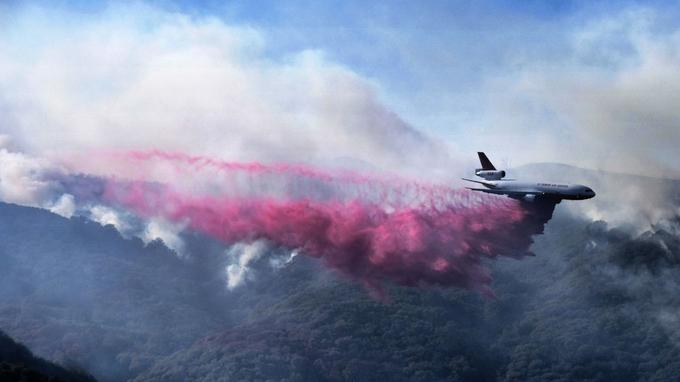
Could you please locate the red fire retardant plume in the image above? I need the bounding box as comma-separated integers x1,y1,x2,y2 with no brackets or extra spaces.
101,151,555,297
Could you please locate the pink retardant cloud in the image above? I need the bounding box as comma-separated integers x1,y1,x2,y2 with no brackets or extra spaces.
77,150,558,297
80,149,466,207
101,176,553,298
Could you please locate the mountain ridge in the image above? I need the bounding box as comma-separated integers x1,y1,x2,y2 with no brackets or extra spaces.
2,171,680,381
0,329,96,382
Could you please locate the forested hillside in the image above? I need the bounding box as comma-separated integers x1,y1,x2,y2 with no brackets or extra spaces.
2,169,680,382
0,203,230,381
0,329,95,382
135,214,680,381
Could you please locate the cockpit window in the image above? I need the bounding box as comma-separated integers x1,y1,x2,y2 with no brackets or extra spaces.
585,188,593,192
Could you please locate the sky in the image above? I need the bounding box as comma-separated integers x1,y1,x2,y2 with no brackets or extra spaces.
1,0,680,178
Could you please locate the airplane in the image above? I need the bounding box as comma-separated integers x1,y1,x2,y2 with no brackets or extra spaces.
463,152,595,202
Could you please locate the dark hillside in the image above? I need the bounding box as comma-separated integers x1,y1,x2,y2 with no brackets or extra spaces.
0,202,229,381
2,168,680,382
0,329,95,382
134,212,680,381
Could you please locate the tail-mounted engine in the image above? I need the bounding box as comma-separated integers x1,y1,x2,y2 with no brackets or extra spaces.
475,169,506,180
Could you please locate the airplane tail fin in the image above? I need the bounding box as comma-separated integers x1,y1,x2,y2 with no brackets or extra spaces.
477,152,496,170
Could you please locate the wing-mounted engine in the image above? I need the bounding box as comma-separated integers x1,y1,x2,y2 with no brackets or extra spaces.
475,169,506,180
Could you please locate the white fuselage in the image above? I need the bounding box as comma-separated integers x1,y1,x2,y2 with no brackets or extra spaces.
484,180,595,200
465,152,596,202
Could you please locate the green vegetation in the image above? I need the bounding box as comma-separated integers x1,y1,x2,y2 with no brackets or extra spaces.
2,202,680,381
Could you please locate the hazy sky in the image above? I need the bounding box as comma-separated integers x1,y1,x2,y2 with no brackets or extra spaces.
2,0,680,177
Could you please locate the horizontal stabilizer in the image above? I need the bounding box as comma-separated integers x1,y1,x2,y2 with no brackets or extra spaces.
466,187,506,195
461,177,496,188
466,187,496,193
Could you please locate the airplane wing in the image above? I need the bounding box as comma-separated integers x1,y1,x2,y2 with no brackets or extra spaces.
466,188,561,205
465,188,544,196
463,178,550,198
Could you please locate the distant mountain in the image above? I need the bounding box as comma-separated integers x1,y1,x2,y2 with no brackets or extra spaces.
2,171,680,382
512,162,680,187
0,329,95,382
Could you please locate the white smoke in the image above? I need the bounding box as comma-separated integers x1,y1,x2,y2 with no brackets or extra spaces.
0,147,58,207
0,4,452,179
89,205,131,232
224,240,271,290
142,218,187,256
49,193,76,218
481,7,680,178
269,250,299,269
